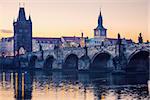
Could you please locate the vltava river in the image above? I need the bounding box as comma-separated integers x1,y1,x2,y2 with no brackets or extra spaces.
0,70,149,100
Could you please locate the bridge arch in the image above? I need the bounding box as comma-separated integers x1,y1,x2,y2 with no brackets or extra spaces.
90,51,113,72
126,50,149,72
18,47,26,55
63,53,78,70
43,55,55,69
15,46,26,56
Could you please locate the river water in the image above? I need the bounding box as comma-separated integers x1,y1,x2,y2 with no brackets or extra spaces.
0,70,149,100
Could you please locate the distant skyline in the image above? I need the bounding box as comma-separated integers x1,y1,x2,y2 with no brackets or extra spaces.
0,0,149,42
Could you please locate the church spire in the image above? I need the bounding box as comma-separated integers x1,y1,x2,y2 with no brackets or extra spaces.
98,9,103,27
99,8,102,17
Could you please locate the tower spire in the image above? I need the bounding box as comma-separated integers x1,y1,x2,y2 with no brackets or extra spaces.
98,8,103,27
17,2,26,21
17,7,26,21
99,8,102,17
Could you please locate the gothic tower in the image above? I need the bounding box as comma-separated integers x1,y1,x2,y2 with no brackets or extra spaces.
94,10,107,38
13,6,32,55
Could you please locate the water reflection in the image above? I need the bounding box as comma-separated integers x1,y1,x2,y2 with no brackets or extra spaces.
0,70,149,100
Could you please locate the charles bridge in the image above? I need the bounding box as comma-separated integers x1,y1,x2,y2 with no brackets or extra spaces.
1,6,149,73
5,42,147,73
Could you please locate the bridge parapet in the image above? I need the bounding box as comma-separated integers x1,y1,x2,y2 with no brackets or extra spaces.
87,45,116,59
125,43,150,59
62,47,85,61
17,43,149,72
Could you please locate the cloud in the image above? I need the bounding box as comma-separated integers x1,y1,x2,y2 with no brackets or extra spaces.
0,29,13,33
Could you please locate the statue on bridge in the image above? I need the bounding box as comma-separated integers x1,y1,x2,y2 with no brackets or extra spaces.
138,33,143,44
39,43,43,60
114,33,127,71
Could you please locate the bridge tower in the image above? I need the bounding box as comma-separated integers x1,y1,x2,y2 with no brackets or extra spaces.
13,4,32,55
94,9,107,38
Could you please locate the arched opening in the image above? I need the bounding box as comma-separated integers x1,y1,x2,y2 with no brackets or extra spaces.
90,52,111,72
126,51,149,72
18,47,26,55
44,55,54,69
29,55,37,67
15,46,26,56
63,54,78,70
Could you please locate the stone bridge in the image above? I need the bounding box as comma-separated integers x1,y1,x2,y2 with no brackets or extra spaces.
20,43,150,73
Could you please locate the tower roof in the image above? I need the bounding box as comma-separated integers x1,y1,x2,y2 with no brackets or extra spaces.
96,9,107,30
17,7,26,21
99,9,102,17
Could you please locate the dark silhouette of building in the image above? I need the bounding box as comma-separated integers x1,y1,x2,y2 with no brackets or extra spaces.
13,6,32,55
94,10,107,38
